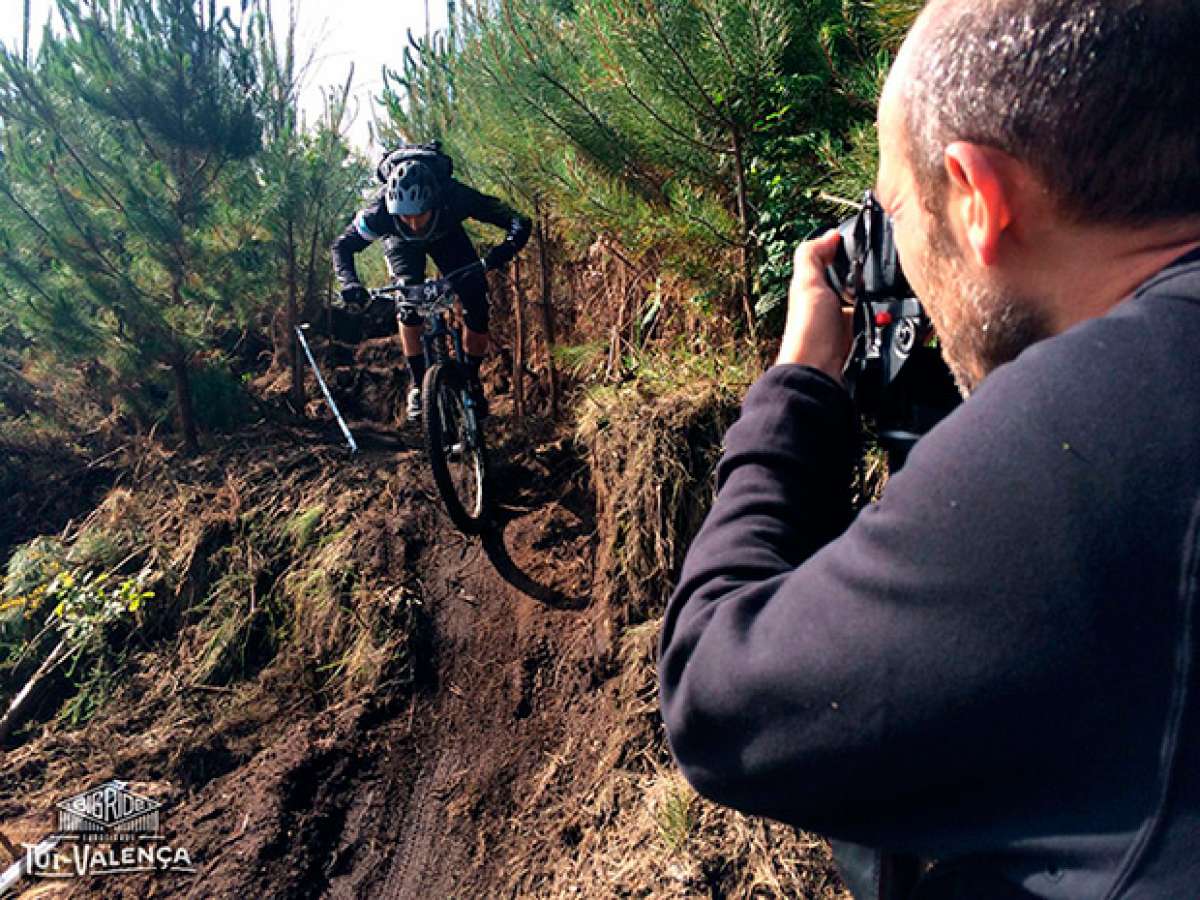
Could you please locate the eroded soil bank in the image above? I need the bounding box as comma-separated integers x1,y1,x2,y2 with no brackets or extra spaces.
1,338,845,899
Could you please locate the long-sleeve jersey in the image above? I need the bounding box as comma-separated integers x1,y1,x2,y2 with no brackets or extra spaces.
659,248,1200,898
331,179,531,288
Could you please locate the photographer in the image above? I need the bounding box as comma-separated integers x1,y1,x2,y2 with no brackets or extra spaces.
658,2,1200,898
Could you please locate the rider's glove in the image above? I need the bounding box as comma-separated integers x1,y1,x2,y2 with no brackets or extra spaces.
483,243,515,273
340,283,369,310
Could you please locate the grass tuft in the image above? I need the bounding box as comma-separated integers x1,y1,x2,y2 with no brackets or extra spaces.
283,504,325,551
575,345,747,626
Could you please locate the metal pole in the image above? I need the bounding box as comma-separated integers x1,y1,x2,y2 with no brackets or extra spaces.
295,325,359,454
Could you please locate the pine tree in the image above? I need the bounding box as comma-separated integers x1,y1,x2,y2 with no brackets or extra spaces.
252,0,363,414
381,0,826,336
0,0,262,451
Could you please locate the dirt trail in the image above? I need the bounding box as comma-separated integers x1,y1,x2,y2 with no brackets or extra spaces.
0,416,598,899
351,430,598,899
2,334,845,899
182,434,595,899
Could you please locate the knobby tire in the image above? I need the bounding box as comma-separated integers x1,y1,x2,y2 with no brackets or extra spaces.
421,363,491,533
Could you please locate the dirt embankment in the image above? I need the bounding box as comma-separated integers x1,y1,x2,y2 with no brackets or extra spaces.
0,336,845,899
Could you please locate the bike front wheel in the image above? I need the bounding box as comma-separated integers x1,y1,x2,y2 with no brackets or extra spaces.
421,363,492,533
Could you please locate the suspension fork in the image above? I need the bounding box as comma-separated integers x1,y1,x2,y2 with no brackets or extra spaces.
420,312,463,371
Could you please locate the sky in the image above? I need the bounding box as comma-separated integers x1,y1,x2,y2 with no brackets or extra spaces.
0,0,449,154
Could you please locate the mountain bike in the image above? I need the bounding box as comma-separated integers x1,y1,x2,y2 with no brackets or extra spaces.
369,262,492,533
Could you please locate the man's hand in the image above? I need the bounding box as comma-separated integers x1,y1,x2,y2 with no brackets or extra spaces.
340,283,369,310
777,230,854,380
483,244,513,272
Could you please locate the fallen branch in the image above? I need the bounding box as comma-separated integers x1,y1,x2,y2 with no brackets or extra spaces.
0,639,71,746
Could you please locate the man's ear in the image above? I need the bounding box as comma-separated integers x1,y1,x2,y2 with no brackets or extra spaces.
943,142,1015,266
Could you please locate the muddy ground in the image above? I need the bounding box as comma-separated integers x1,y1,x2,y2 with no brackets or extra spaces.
0,334,846,899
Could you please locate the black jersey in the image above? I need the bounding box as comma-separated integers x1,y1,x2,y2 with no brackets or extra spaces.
332,179,531,288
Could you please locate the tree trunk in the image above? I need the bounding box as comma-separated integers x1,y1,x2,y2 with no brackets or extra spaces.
172,351,199,453
169,271,199,453
534,209,559,419
512,256,527,420
729,127,757,341
21,0,30,66
166,142,200,455
609,251,633,381
285,219,305,414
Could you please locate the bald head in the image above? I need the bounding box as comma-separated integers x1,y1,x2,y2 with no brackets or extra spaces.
888,0,1200,226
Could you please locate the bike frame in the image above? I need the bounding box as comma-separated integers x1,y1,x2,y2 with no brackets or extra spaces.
369,261,486,427
363,260,493,531
414,299,466,371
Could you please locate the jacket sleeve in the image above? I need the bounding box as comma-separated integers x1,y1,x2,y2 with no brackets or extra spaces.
658,353,1172,850
331,195,393,288
452,181,532,266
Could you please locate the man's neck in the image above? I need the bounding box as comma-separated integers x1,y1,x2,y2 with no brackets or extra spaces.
1021,222,1200,334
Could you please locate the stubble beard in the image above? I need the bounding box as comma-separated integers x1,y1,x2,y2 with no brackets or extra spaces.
921,222,1051,398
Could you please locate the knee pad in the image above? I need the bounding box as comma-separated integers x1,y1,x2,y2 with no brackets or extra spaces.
457,279,490,333
462,296,489,334
398,303,423,328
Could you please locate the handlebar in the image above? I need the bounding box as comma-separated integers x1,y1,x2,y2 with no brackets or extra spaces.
368,260,485,306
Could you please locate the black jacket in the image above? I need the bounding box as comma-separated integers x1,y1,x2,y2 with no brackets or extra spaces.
331,178,531,288
659,249,1200,898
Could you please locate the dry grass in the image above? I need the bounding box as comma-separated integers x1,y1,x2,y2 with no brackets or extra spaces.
504,614,848,899
0,431,430,813
575,369,741,627
544,355,850,899
104,441,425,697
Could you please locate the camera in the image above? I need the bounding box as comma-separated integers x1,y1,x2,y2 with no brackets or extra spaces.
825,191,960,470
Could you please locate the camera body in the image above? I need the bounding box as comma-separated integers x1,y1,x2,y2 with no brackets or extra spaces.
825,192,960,469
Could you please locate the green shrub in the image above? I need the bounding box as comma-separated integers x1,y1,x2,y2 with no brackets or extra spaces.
190,357,256,432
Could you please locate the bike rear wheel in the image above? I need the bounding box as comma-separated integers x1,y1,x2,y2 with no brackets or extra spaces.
421,363,491,533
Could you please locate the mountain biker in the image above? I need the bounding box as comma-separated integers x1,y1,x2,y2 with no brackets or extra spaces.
331,143,532,421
